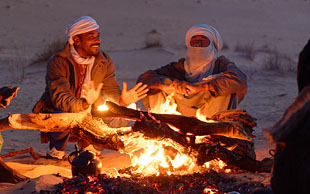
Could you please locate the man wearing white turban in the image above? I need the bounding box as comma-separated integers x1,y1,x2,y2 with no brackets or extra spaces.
33,16,149,159
137,24,247,118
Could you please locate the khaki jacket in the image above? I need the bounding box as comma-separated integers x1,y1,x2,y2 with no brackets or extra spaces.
33,43,121,113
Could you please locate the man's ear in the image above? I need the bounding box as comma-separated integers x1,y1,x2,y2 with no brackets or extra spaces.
72,35,80,45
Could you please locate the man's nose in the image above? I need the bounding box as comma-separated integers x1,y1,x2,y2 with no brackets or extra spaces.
95,38,101,44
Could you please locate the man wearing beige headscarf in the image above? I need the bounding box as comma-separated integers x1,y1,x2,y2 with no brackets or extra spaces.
137,24,247,118
33,16,148,159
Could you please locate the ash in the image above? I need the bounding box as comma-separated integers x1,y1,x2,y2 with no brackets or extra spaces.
47,171,269,194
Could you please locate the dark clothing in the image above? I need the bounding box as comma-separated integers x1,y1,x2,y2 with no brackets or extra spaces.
137,56,247,117
297,39,310,93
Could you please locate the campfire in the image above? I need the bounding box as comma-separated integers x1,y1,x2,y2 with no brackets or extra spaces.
111,94,232,177
1,94,273,193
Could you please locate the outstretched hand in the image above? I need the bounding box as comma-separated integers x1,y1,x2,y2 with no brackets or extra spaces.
119,82,149,106
0,86,19,109
81,81,104,105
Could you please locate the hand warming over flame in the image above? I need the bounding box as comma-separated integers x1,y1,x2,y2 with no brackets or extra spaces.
119,82,149,106
81,81,104,105
150,81,193,96
149,83,175,95
160,80,208,96
171,80,190,96
185,83,209,95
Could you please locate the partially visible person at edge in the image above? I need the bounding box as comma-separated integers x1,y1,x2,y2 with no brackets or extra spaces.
297,39,310,93
137,24,247,118
32,16,149,160
0,86,19,152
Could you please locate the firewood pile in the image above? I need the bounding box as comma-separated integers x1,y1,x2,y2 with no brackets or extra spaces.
47,172,269,194
1,101,273,174
92,102,272,173
1,100,274,189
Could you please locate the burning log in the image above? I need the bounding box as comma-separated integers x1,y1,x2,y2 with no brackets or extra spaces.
93,102,269,172
93,102,268,172
92,101,253,141
0,113,124,151
209,109,256,136
0,101,268,174
196,144,272,173
131,115,270,173
132,119,189,148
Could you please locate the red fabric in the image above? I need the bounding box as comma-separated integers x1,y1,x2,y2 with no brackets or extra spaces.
74,63,87,97
40,63,86,145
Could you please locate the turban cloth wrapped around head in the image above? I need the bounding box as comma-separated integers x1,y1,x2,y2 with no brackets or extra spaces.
185,24,222,52
66,16,99,45
184,24,223,82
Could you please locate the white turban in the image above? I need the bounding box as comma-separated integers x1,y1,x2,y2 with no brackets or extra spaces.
185,24,222,51
66,16,99,45
184,24,223,83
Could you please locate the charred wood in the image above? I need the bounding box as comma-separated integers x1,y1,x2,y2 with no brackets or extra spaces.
132,119,189,148
130,114,265,172
195,144,272,173
92,101,253,141
0,113,124,151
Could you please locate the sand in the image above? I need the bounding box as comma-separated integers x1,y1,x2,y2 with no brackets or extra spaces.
0,0,309,193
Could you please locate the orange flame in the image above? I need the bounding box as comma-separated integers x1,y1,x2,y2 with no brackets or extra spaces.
126,94,228,176
129,139,195,176
196,108,215,123
150,93,181,115
203,187,218,194
98,102,108,111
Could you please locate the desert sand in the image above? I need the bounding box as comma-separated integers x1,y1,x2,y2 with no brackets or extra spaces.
0,0,309,193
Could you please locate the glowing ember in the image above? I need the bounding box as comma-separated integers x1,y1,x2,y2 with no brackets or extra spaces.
97,103,108,111
203,187,218,194
203,159,228,171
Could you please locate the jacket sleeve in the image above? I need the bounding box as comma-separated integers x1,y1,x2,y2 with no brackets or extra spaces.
46,57,88,112
137,59,186,85
100,56,122,104
207,56,248,103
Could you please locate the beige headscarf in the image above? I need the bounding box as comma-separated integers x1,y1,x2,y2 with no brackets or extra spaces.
184,24,223,83
66,16,99,45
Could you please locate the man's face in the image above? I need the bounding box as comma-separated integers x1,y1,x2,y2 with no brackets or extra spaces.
190,35,210,47
73,29,101,58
